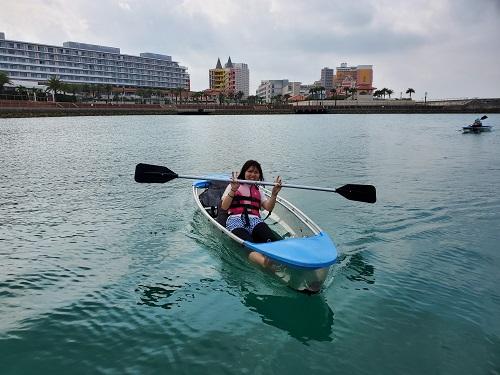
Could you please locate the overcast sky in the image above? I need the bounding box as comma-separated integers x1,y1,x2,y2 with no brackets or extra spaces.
2,0,499,99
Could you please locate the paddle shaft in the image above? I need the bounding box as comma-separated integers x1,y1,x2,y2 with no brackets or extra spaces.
173,174,339,193
136,163,376,203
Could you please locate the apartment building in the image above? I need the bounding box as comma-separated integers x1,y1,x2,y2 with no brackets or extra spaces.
209,57,249,98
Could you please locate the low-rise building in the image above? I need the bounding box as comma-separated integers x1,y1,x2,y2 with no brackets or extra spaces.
256,79,289,103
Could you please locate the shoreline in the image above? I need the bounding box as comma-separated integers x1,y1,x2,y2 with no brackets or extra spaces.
1,98,499,118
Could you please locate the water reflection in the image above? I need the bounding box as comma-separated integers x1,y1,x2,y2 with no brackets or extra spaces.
187,211,336,343
243,293,334,344
135,279,186,310
338,252,375,289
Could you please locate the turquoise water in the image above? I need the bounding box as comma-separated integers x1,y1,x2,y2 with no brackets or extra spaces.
1,114,499,374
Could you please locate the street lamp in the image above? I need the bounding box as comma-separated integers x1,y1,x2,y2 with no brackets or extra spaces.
424,91,427,104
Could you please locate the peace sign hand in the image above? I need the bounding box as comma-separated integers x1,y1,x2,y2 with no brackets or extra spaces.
271,176,282,197
230,171,240,192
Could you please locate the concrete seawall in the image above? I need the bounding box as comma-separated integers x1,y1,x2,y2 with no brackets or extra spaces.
1,98,499,118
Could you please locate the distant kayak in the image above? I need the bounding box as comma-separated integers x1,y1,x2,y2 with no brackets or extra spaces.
462,125,492,133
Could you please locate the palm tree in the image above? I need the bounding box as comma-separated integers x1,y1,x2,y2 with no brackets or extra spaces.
104,84,113,103
0,71,12,94
218,92,225,105
64,83,79,100
330,88,337,106
80,84,91,101
174,87,184,104
46,76,63,102
386,89,394,99
309,87,317,100
201,90,209,104
136,88,145,103
235,91,244,104
317,86,325,100
15,85,28,100
246,95,257,104
32,88,45,102
192,91,203,103
406,88,415,99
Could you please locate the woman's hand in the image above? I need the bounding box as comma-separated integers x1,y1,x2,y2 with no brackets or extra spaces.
230,171,240,192
271,176,282,197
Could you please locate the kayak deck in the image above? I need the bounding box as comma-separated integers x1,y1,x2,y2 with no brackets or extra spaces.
244,232,337,268
193,178,337,269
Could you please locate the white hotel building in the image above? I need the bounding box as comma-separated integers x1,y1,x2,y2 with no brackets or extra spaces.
256,79,290,103
0,32,190,90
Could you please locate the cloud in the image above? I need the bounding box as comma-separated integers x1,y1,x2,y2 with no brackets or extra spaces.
1,0,499,98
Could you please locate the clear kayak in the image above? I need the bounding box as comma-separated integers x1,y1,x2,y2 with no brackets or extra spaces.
192,177,338,293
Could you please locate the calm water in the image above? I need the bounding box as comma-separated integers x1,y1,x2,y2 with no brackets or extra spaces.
1,114,499,374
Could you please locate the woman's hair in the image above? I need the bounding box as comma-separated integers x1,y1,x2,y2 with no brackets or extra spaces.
237,160,264,181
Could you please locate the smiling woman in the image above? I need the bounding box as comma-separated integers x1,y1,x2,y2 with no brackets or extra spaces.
220,160,283,268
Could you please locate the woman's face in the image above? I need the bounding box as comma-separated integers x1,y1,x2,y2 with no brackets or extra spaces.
244,166,260,181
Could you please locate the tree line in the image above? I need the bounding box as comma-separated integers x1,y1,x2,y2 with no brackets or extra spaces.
1,71,418,103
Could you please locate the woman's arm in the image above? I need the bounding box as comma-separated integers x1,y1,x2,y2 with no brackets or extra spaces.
221,172,240,210
262,176,282,212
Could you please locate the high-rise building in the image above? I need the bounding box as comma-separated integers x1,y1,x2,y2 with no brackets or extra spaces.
209,57,249,98
320,67,334,91
232,62,249,98
0,32,190,89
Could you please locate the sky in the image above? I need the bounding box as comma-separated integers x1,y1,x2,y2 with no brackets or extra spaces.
1,0,499,100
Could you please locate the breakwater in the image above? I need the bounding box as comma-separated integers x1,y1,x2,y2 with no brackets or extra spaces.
1,98,499,118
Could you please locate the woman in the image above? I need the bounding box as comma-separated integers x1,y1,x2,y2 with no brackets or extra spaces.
221,160,282,268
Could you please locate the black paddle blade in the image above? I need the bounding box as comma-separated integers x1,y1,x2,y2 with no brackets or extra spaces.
481,115,488,120
335,184,377,203
134,163,178,183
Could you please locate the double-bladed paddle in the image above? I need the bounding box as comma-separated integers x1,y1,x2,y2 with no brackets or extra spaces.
468,115,488,126
135,163,376,204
